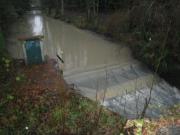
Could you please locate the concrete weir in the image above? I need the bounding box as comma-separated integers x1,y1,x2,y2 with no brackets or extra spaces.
64,62,155,100
7,6,180,118
65,62,180,118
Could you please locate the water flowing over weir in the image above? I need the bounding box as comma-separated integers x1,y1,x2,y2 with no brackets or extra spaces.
7,8,180,118
43,17,180,118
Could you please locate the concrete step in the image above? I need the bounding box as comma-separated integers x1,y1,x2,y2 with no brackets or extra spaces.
103,81,180,118
64,63,158,101
97,73,158,100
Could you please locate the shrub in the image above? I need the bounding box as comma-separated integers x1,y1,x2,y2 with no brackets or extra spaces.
0,51,13,85
73,16,88,29
0,32,5,50
105,11,130,39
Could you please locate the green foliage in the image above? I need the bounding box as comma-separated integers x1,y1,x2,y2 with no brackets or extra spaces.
0,0,30,31
15,74,26,82
52,107,64,123
73,16,88,29
105,11,130,39
66,110,81,130
134,119,144,135
166,104,180,118
0,79,126,135
0,32,5,50
0,53,13,85
100,111,116,126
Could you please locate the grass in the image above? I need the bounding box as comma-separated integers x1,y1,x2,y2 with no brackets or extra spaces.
0,59,126,135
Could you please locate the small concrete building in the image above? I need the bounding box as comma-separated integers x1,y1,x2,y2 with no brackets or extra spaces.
7,9,46,65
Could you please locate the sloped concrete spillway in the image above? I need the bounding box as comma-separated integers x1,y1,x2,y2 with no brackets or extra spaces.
44,17,180,118
7,9,180,118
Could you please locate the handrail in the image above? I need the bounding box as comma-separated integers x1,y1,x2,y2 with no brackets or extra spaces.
56,54,64,63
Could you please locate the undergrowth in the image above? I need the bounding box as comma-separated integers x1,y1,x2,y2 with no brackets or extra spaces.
0,57,126,135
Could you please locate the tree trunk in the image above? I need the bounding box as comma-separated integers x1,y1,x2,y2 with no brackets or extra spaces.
61,0,64,16
86,1,91,20
96,0,99,15
55,0,59,17
93,0,96,16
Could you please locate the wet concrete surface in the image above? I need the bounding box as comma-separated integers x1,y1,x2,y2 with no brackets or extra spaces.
157,125,180,135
